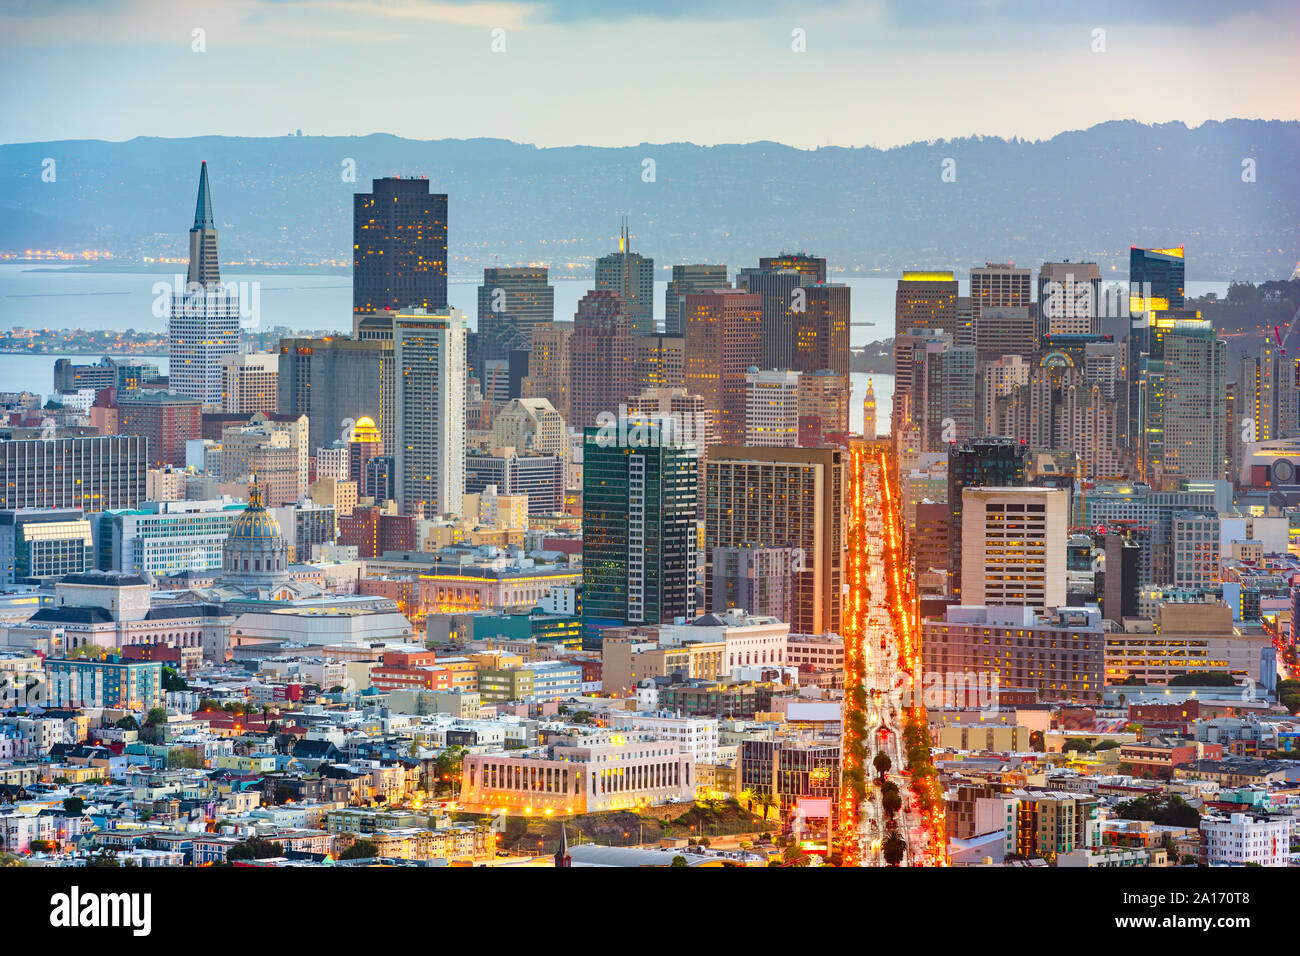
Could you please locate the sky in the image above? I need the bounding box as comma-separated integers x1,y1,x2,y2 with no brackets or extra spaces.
1,0,1297,149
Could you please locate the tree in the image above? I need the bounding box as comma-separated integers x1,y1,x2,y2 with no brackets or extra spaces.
1168,672,1235,687
339,840,378,860
62,797,85,816
882,789,903,816
738,787,756,814
1116,794,1201,828
873,751,892,778
882,833,906,866
669,855,688,867
115,715,140,731
756,792,776,821
433,746,466,794
227,837,284,861
1227,280,1259,305
141,706,168,742
167,748,200,770
161,667,187,692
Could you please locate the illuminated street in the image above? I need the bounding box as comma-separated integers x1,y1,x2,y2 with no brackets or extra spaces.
842,443,948,867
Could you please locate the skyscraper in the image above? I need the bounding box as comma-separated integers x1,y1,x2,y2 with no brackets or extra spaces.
353,177,448,316
118,391,204,466
634,333,685,392
1038,261,1102,338
393,309,467,518
473,267,554,389
278,336,395,455
220,352,279,415
1137,307,1205,481
581,418,698,643
169,162,239,409
736,267,805,371
477,266,555,343
798,369,851,443
570,291,635,429
522,321,574,423
664,264,728,336
960,487,1068,610
1238,339,1298,446
682,290,763,444
792,283,850,378
947,437,1029,603
895,271,959,339
745,369,801,447
1163,319,1227,482
594,223,654,336
759,252,827,284
912,336,976,451
0,434,147,512
1129,246,1186,315
705,445,845,636
979,354,1031,436
970,262,1033,352
894,271,959,432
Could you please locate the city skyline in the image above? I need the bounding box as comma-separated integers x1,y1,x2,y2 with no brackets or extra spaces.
1,0,1298,900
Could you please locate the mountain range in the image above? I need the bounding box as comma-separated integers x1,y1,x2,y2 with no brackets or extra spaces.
1,119,1296,280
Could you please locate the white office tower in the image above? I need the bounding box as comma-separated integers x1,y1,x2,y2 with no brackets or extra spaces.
394,308,467,518
169,162,240,409
961,486,1067,609
744,368,800,446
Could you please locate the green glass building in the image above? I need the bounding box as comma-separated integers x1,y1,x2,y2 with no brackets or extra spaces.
581,419,698,648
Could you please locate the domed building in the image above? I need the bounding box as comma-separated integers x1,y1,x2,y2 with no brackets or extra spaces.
219,478,296,599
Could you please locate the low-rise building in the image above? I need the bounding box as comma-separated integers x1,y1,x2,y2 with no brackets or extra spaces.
1200,812,1292,867
460,738,695,813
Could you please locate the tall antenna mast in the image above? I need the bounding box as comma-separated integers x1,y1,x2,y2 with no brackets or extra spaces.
621,216,629,306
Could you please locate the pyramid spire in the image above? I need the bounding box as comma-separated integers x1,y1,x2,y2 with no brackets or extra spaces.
554,823,571,867
193,161,215,230
186,161,221,285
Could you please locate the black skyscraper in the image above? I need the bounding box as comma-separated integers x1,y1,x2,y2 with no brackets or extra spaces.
353,177,448,315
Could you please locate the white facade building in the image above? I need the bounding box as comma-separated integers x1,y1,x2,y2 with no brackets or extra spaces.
659,609,789,670
609,712,719,764
395,309,466,518
744,369,800,447
1201,813,1292,867
960,486,1067,610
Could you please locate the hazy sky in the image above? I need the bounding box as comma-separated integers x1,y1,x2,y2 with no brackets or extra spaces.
2,0,1297,148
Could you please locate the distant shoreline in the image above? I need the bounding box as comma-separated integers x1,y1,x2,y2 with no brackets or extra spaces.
12,264,350,277
0,350,168,356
